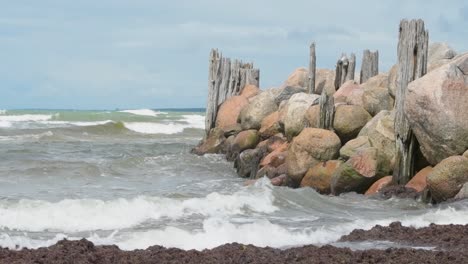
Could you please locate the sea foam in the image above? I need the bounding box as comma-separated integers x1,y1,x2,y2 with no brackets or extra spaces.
123,114,204,134
0,180,277,233
119,109,164,117
0,114,52,122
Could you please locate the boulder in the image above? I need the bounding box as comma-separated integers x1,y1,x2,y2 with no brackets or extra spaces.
358,110,395,171
428,42,457,72
222,124,242,137
334,80,364,105
454,183,468,200
361,73,389,89
282,93,320,139
300,160,343,194
333,105,372,143
259,111,281,138
282,67,308,88
405,166,432,193
215,96,249,131
427,155,468,202
405,54,468,165
234,148,266,178
274,86,306,105
287,128,341,183
304,105,320,128
271,174,294,187
365,176,393,196
260,149,287,168
464,150,468,158
331,147,389,195
240,84,260,99
232,130,260,152
191,128,225,155
256,163,288,180
240,92,278,130
339,136,371,160
315,69,336,94
361,86,394,116
387,64,398,98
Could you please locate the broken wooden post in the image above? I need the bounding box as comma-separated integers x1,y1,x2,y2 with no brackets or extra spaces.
360,50,379,84
393,19,429,185
318,89,335,130
334,53,355,90
308,42,316,94
346,53,356,82
205,49,260,135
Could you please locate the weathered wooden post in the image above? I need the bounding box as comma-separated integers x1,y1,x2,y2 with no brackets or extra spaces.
318,89,335,130
205,49,260,135
360,50,379,83
334,53,355,90
393,19,429,184
308,42,316,94
346,53,356,82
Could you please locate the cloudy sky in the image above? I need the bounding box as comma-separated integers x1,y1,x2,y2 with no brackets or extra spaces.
0,1,467,109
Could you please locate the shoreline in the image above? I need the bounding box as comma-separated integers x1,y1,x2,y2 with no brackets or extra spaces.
1,222,467,264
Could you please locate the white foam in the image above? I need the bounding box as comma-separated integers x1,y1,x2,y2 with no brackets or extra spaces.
0,110,6,115
119,109,164,117
0,120,12,128
182,114,205,129
123,122,187,134
41,120,114,127
0,114,52,122
0,181,277,233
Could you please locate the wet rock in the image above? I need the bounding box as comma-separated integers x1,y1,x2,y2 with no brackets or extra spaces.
300,160,343,194
287,128,341,184
405,166,432,193
260,149,287,168
232,130,260,152
339,136,371,160
234,148,266,178
240,92,278,130
427,155,468,202
270,174,294,187
464,149,468,158
365,176,393,196
259,111,281,138
405,54,468,165
191,128,225,155
331,147,390,195
455,183,468,200
333,105,371,143
378,185,420,200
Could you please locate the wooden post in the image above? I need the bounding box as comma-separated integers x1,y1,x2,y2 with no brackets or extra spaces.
308,42,316,94
334,53,355,90
318,88,335,130
205,49,260,135
393,19,429,185
360,50,379,83
346,53,356,82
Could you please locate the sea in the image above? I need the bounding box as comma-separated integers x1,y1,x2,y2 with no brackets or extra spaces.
0,108,467,251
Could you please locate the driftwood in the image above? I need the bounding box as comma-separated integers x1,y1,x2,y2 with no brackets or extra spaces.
205,49,260,135
318,89,335,130
308,42,316,94
393,19,429,184
360,50,379,83
334,53,356,89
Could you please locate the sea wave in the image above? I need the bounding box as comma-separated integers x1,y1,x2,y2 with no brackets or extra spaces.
0,131,54,141
0,180,276,233
0,110,6,115
122,114,204,134
119,109,166,117
2,204,468,251
0,114,52,122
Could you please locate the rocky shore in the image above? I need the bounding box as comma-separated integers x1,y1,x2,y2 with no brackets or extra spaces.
193,40,468,203
1,222,467,264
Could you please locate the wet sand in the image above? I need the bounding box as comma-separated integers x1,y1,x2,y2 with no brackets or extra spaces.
1,222,467,264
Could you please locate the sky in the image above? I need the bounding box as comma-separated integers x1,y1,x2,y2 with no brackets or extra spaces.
0,1,467,110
